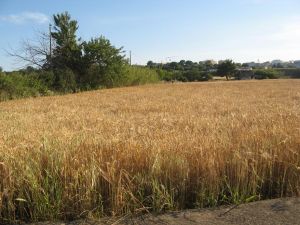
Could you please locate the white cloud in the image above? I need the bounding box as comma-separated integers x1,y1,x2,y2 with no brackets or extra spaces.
0,12,49,24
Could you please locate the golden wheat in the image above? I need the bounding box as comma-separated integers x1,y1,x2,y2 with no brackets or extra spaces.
0,80,299,222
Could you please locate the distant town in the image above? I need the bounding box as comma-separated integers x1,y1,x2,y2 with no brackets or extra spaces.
237,60,300,69
189,59,300,69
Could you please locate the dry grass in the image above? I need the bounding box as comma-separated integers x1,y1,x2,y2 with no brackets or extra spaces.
0,80,299,223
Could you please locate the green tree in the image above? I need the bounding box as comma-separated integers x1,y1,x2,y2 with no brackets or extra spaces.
147,61,155,68
51,12,82,73
254,69,280,79
204,60,214,70
0,66,3,73
217,60,236,80
49,12,83,90
82,36,126,88
54,68,77,92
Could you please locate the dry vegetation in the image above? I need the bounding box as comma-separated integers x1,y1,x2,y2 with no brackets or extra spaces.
0,80,299,223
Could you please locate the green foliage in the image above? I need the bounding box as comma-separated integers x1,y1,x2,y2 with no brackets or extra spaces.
81,36,126,88
53,68,77,92
217,60,236,80
51,12,82,73
0,72,49,101
157,69,176,81
254,69,281,79
182,70,212,82
37,70,56,88
147,60,215,72
275,68,300,78
52,12,79,49
123,66,160,86
49,12,127,90
148,60,213,82
162,60,205,71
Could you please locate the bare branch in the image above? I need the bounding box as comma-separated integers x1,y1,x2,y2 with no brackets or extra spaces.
6,29,55,69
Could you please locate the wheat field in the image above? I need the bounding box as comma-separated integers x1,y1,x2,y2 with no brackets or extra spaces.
0,80,299,223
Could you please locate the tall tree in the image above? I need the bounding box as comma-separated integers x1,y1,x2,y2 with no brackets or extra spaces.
51,12,82,72
217,60,236,80
82,36,126,88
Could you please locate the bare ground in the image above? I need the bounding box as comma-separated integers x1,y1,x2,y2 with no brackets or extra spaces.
28,198,300,225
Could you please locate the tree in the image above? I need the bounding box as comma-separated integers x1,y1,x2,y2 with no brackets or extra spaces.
7,11,80,72
7,31,52,68
0,67,2,73
25,66,35,73
147,61,155,68
204,60,214,70
7,11,129,91
217,60,236,80
51,12,82,73
179,60,186,67
81,36,126,88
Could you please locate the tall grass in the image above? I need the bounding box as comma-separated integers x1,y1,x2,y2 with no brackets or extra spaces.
0,80,299,223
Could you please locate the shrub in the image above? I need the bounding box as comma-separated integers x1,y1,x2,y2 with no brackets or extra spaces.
168,70,211,82
254,69,281,79
122,66,160,86
157,69,176,81
53,68,77,92
275,68,300,78
0,72,49,101
37,70,56,88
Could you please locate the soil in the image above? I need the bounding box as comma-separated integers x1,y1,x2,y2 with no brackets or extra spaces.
28,197,300,225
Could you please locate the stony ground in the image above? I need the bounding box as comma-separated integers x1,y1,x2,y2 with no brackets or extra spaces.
28,198,300,225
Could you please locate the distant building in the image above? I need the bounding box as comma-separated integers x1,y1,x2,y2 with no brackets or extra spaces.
236,67,253,71
245,62,259,68
271,60,284,65
208,69,217,73
294,60,300,68
260,62,271,69
235,67,254,80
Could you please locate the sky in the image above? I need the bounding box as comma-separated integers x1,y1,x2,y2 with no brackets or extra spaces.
0,0,300,71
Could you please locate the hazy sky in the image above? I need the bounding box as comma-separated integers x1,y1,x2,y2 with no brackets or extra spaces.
1,0,300,70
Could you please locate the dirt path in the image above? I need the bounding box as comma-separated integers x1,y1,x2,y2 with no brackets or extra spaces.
30,198,300,225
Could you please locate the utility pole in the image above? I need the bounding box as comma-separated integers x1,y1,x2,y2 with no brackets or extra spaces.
49,24,52,59
129,50,132,66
